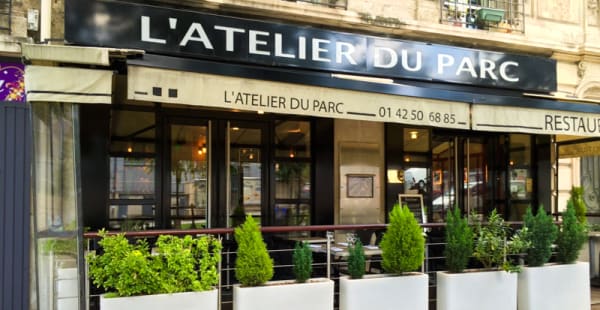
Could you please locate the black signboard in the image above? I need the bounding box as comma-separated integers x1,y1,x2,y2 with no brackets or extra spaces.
398,194,425,224
65,0,557,93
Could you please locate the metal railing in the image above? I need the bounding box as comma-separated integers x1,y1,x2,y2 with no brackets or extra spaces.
440,0,524,33
282,0,347,10
84,222,527,310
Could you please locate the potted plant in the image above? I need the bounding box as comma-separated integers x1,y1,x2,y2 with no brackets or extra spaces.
233,215,333,310
436,207,474,309
339,204,427,310
347,239,366,279
87,230,222,310
517,201,589,309
438,209,529,310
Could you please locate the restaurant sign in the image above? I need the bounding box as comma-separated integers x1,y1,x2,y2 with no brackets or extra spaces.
65,0,557,93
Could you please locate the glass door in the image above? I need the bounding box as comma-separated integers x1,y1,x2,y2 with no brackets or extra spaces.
431,136,457,222
227,122,266,227
464,138,488,218
169,124,209,229
431,134,495,220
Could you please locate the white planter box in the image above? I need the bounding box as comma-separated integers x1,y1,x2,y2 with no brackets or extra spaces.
100,289,218,310
437,270,517,310
233,278,333,310
518,262,590,310
339,273,428,310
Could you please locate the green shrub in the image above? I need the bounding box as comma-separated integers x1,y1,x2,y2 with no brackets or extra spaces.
234,215,274,286
347,239,365,279
154,235,222,292
473,209,530,272
87,230,221,297
379,204,425,274
556,201,587,264
570,186,587,225
523,205,557,267
444,207,473,273
293,241,312,283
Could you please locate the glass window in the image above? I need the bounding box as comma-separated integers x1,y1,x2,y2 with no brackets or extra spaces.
108,109,156,230
509,134,532,221
109,158,155,199
229,125,263,226
275,162,311,200
31,103,82,310
274,120,311,226
275,120,311,158
403,128,429,152
109,110,155,154
170,124,209,229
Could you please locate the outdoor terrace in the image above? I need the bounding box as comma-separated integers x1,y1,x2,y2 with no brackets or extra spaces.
83,221,594,310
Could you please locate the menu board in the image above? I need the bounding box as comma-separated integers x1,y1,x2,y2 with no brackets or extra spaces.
398,194,425,224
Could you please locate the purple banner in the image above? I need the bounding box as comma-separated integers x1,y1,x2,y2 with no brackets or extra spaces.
0,62,25,102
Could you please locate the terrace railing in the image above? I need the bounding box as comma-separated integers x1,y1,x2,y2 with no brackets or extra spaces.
84,221,530,310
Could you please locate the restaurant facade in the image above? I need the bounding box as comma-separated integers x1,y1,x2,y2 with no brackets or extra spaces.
19,0,600,309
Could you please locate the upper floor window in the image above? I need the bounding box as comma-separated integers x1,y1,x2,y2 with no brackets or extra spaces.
441,0,524,33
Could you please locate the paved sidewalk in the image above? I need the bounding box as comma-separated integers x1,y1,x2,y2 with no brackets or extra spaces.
592,286,600,309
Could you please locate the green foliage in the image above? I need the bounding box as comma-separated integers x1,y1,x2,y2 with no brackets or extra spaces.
347,239,366,279
293,241,312,283
473,209,530,272
86,230,221,297
41,238,78,257
153,235,222,292
570,186,587,225
556,201,587,264
234,215,274,286
444,207,473,273
523,205,557,267
379,204,425,274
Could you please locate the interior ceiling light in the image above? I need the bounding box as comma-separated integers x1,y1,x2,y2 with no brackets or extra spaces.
409,131,419,140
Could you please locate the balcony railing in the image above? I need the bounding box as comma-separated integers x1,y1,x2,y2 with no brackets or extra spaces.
283,0,347,10
440,0,524,33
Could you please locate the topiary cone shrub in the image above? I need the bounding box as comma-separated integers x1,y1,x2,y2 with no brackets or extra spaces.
556,201,587,264
523,205,557,267
379,204,425,274
347,239,365,279
444,207,473,273
234,215,274,286
293,241,312,283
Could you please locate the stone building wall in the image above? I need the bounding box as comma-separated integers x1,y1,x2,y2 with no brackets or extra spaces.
2,0,598,100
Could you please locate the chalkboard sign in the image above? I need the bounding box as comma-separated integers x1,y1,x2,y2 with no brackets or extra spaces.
398,194,425,224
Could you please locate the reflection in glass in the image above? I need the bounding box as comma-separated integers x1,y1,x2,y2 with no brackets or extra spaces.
31,103,82,310
229,125,262,226
431,138,456,222
404,128,430,152
275,121,311,158
274,203,311,226
109,158,155,199
275,162,310,199
509,134,532,220
109,110,155,154
170,125,209,229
